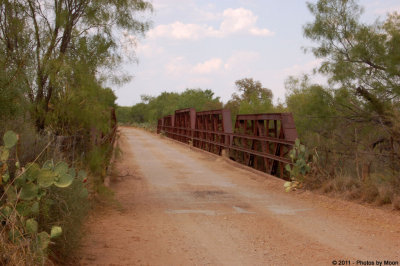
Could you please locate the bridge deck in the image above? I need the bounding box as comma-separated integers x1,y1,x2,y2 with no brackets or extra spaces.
79,127,400,265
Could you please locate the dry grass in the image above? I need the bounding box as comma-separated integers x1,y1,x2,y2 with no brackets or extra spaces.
132,122,157,133
361,183,379,203
0,232,50,266
0,123,103,264
376,185,394,206
392,196,400,210
309,173,399,208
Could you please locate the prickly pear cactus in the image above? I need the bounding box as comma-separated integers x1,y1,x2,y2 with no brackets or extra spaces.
284,139,314,192
0,131,88,254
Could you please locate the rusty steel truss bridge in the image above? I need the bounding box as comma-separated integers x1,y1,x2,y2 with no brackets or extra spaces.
157,108,298,179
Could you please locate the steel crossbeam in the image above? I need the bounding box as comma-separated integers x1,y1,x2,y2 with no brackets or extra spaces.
231,113,297,178
172,108,196,144
156,109,298,180
193,109,233,155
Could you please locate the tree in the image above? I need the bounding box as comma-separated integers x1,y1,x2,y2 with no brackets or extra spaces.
304,0,400,141
285,75,336,137
0,0,152,130
141,92,180,122
285,75,354,170
225,78,274,119
0,2,31,121
293,0,400,179
177,89,222,111
120,89,223,124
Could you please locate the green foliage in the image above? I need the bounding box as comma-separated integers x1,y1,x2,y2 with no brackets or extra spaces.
0,0,147,263
85,144,114,190
285,76,337,136
37,232,51,251
87,146,108,177
0,131,88,261
0,75,24,121
304,0,400,141
225,78,275,121
3,131,18,149
26,218,38,234
282,0,400,200
132,122,157,133
50,226,62,239
42,173,90,262
301,0,400,171
177,89,223,111
0,2,30,122
284,139,314,192
46,82,117,136
118,88,223,124
117,79,278,126
116,106,135,124
0,0,152,130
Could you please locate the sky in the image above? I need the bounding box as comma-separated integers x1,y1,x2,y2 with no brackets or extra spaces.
115,0,400,106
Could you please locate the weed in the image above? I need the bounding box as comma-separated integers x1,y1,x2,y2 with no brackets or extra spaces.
1,131,89,264
132,122,157,133
392,196,400,210
284,139,314,192
45,179,90,263
85,144,113,187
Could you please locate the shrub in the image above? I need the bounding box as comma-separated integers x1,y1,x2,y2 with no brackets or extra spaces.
0,131,89,264
284,139,314,192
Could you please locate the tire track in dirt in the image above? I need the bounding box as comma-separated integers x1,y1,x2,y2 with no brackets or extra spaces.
79,127,400,265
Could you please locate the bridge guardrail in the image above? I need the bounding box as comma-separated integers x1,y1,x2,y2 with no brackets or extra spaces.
157,109,298,179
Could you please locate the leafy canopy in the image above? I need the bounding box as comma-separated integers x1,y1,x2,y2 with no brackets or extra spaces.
225,78,274,120
117,89,223,124
0,0,152,131
304,0,400,132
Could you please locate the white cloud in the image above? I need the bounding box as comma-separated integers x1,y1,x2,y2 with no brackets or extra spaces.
148,22,219,40
165,52,260,78
165,57,224,76
193,58,223,74
250,28,271,36
220,8,273,36
147,8,273,40
374,5,400,15
162,52,261,98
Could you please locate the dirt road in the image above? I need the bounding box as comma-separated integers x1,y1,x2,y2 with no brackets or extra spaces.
79,127,400,265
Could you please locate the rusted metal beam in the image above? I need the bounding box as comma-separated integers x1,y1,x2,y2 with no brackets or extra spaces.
157,118,163,134
231,113,297,179
173,108,196,144
157,109,298,180
160,115,175,138
193,109,232,155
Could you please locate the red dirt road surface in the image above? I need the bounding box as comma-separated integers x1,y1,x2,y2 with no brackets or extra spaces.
79,127,400,265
